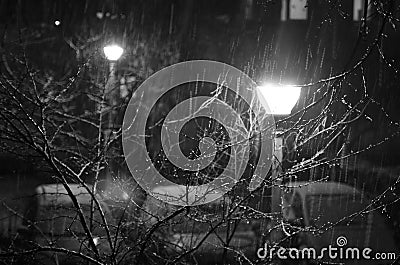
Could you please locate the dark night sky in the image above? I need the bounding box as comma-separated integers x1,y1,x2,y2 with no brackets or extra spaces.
1,0,400,167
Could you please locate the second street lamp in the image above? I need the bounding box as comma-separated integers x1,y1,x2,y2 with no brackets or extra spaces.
101,44,124,196
103,45,124,62
103,44,124,137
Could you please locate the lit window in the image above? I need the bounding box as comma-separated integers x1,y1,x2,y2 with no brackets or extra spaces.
353,0,373,21
281,0,308,21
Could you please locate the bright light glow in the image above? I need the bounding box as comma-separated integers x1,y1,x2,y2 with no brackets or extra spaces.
54,20,61,26
93,237,99,246
257,83,301,115
103,45,124,61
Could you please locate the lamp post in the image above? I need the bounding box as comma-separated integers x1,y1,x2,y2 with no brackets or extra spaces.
101,44,124,192
257,83,301,241
103,44,124,137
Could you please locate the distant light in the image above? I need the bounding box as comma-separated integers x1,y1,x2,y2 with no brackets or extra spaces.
54,20,61,26
103,45,124,61
257,83,301,115
93,237,99,246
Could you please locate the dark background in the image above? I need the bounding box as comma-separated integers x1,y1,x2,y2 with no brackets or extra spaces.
1,0,400,246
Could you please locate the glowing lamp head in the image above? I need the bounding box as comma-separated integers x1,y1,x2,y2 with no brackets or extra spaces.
257,83,301,115
103,44,124,61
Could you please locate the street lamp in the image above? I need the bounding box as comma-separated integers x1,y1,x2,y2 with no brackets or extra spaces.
257,83,301,115
257,82,301,163
103,44,124,76
257,82,301,176
102,44,124,194
103,44,124,61
257,82,301,241
102,44,124,136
